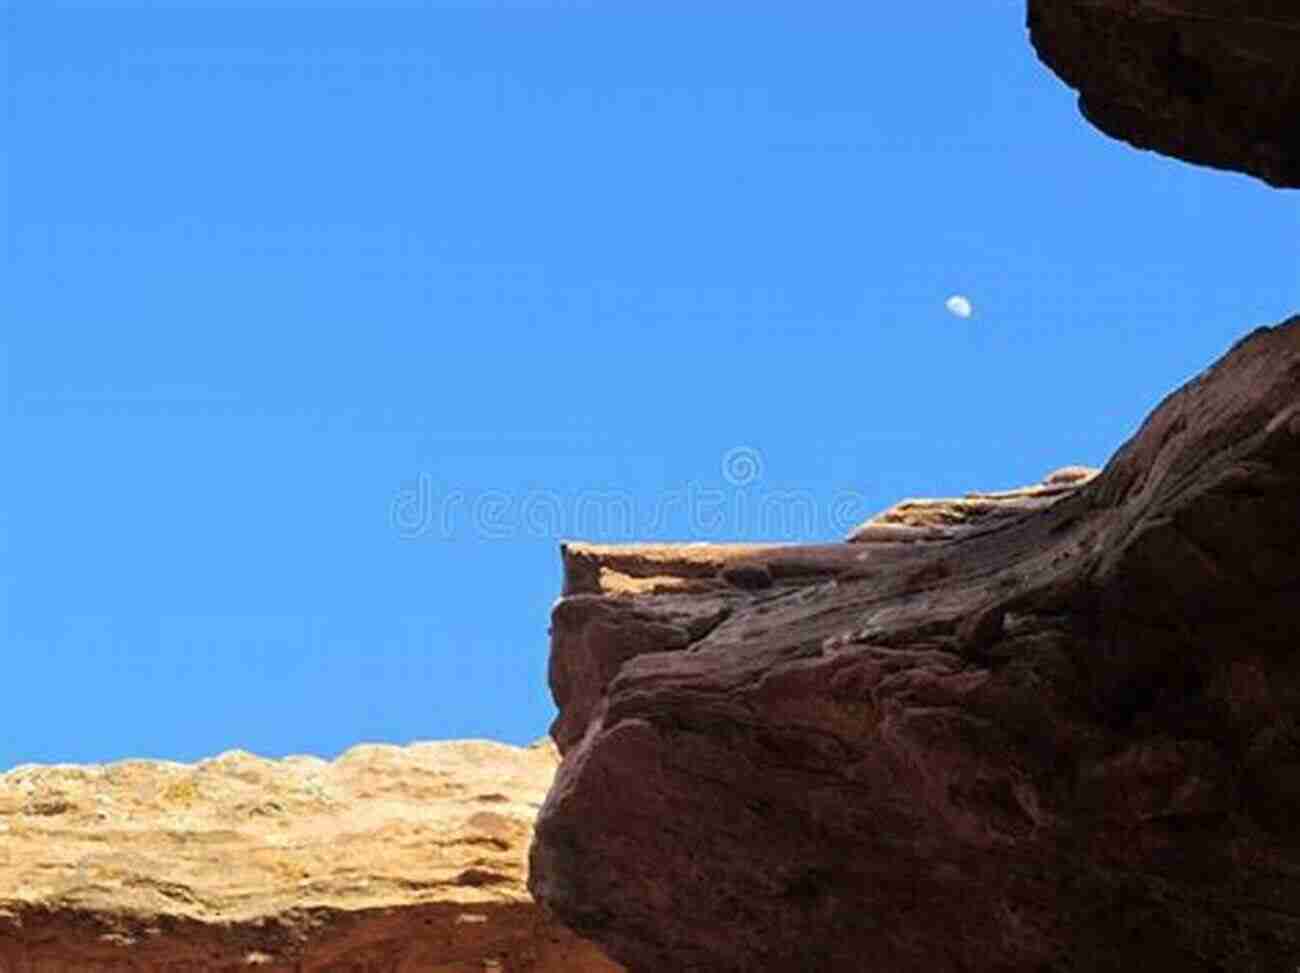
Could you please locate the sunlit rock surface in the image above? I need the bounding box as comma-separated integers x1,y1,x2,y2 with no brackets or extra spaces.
0,739,622,972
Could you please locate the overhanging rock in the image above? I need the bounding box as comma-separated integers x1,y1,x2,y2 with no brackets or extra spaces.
1028,1,1300,188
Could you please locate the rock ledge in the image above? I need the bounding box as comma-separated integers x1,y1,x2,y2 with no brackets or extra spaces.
1,740,621,972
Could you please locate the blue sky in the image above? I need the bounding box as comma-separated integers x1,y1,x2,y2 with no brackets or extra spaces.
4,1,1297,770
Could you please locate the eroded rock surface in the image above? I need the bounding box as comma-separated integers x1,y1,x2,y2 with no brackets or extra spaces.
0,740,621,972
532,319,1300,972
1028,1,1300,187
845,465,1100,545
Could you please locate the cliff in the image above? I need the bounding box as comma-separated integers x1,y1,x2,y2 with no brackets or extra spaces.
1028,0,1300,188
531,317,1300,971
0,740,621,972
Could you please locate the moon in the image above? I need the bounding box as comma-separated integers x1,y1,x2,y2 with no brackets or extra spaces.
945,295,974,319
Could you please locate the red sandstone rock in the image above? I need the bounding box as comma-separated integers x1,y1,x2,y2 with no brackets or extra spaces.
532,319,1300,972
1028,0,1300,188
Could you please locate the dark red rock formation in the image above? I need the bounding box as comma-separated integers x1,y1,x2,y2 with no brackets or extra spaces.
531,318,1300,972
1028,1,1300,188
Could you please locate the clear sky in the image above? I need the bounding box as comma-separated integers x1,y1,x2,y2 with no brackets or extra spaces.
4,1,1297,770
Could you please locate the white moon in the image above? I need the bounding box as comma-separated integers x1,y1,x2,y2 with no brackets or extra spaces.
945,295,973,319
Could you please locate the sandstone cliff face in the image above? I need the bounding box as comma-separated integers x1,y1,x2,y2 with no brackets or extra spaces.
532,319,1300,972
1028,1,1300,188
0,740,621,973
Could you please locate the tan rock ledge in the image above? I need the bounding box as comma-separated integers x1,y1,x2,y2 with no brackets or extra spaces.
0,739,622,972
846,465,1100,542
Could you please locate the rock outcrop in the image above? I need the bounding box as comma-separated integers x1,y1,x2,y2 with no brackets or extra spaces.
1027,1,1300,188
0,740,622,972
531,318,1300,971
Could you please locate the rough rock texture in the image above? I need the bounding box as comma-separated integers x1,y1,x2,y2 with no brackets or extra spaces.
0,740,622,972
532,318,1300,972
846,466,1100,545
1028,1,1300,188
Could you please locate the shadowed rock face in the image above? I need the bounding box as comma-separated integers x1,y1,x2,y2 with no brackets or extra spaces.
1027,1,1300,188
0,740,622,972
531,318,1300,972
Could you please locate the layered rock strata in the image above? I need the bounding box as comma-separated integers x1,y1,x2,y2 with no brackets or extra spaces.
845,466,1100,545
